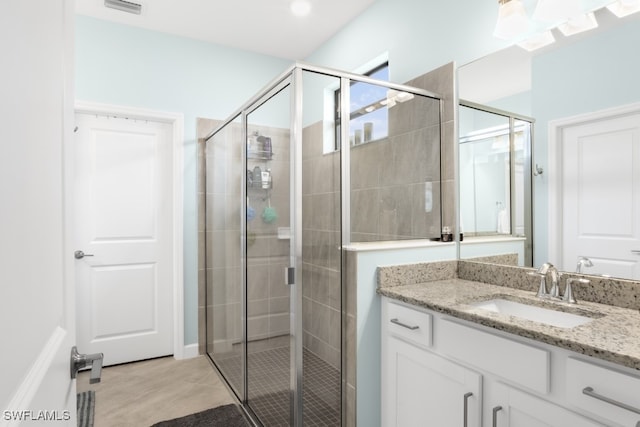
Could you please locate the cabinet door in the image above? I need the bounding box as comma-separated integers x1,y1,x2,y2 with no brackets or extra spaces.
490,383,605,427
383,336,482,427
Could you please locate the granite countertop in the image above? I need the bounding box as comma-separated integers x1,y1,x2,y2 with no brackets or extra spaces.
378,278,640,371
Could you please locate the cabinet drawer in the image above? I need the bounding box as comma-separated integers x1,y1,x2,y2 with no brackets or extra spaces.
439,319,550,394
384,300,432,348
566,357,640,426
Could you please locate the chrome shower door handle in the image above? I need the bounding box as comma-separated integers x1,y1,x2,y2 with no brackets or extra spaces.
74,250,94,259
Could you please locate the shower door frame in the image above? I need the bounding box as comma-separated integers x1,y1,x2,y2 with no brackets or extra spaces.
205,62,443,426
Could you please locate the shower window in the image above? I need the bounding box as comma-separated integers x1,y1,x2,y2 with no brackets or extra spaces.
334,62,389,149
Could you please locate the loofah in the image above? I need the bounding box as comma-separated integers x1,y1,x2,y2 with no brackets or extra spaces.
262,206,278,223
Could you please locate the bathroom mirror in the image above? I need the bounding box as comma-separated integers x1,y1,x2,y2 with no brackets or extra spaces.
457,8,640,280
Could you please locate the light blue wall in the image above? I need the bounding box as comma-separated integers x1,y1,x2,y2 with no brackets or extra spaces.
531,19,640,265
75,15,290,345
306,0,508,83
354,244,456,427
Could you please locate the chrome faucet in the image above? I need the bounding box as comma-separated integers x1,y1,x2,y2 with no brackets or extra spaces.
529,262,589,304
563,277,590,304
576,256,593,274
535,262,560,298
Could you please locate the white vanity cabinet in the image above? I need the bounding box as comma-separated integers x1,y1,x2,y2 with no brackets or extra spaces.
381,297,640,427
382,301,482,427
565,357,640,427
488,382,605,427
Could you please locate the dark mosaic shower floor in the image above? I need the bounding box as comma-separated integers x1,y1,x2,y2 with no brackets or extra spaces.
215,346,340,426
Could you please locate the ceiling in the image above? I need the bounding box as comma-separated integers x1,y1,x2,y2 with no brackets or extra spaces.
75,0,377,60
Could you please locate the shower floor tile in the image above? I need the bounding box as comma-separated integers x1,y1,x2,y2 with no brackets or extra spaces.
214,345,340,426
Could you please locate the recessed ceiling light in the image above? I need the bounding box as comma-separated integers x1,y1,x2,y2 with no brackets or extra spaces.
290,0,311,17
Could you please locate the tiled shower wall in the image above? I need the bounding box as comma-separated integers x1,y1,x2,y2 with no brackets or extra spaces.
405,62,457,236
350,90,442,242
301,121,342,370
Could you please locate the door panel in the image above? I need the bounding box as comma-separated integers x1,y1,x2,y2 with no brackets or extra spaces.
386,336,482,427
75,114,173,366
1,0,76,421
561,112,640,279
91,263,157,338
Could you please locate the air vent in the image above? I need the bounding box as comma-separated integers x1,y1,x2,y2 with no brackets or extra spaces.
104,0,142,14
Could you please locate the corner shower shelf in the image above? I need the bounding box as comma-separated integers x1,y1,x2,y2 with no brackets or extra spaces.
248,151,274,160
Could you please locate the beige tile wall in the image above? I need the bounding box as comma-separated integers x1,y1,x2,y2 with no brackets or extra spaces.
349,91,442,242
301,121,342,370
405,62,457,235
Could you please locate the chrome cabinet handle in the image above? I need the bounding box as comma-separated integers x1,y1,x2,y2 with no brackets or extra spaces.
583,387,640,415
390,318,419,330
74,250,94,259
463,392,473,427
492,406,503,427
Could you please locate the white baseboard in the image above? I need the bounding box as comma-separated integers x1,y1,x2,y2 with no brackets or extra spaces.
3,327,66,427
175,344,199,360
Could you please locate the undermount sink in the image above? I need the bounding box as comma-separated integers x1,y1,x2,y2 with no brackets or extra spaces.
469,298,595,328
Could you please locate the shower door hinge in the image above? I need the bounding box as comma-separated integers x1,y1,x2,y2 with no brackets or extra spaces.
286,267,295,286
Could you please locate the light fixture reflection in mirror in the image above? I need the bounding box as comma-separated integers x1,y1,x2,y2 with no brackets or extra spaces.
458,6,640,279
606,0,640,17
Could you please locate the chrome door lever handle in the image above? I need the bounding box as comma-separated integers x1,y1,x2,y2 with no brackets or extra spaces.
74,250,94,259
70,346,103,384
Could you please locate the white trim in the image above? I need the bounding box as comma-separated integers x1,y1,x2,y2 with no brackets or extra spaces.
3,327,67,427
73,101,185,360
547,101,640,264
179,344,200,360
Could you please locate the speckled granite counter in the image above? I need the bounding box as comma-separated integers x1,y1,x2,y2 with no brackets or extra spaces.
377,263,640,372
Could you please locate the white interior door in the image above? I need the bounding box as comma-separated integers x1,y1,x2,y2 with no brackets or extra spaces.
74,113,174,366
1,0,77,424
561,111,640,279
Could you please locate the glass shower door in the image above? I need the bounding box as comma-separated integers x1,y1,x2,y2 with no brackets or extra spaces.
206,115,244,399
244,82,294,425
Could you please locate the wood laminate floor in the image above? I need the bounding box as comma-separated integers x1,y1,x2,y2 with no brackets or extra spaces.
77,356,235,426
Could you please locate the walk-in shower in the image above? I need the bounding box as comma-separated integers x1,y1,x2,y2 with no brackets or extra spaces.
203,63,443,426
